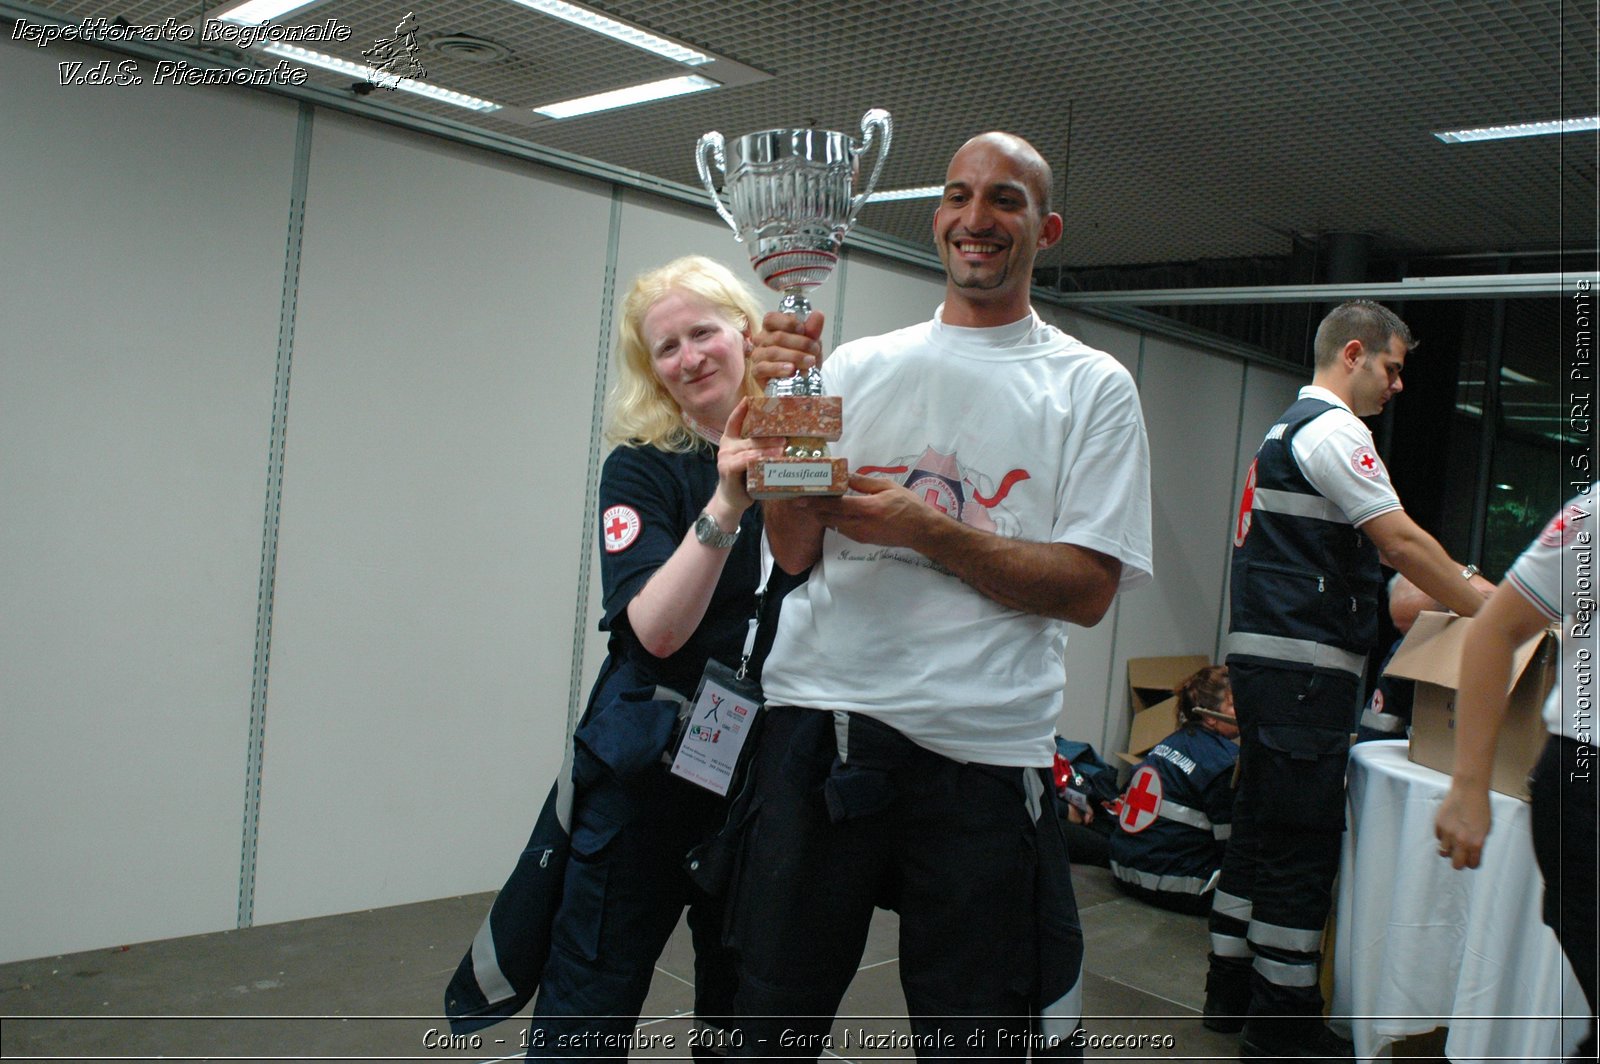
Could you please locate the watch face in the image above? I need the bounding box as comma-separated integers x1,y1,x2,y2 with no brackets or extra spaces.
696,511,736,547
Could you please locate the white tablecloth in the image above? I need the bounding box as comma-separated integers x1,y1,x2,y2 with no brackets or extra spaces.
1332,740,1587,1062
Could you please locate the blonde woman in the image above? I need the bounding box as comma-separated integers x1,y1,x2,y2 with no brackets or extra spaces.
527,256,783,1059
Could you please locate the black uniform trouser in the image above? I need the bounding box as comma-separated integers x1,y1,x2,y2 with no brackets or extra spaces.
1530,735,1599,1062
526,762,734,1062
727,706,1082,1062
1208,662,1357,1018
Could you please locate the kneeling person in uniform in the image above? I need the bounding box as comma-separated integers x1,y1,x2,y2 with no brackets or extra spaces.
1110,665,1238,916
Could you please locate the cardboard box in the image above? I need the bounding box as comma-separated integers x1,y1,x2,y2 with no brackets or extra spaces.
1126,655,1211,713
1118,695,1181,766
1386,610,1558,799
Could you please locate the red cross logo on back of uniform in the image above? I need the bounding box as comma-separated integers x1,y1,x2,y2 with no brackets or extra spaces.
1233,460,1258,548
1119,764,1163,834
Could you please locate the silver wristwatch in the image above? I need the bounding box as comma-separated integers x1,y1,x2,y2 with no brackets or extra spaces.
694,509,740,549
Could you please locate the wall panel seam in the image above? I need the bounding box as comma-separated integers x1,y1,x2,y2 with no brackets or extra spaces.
565,188,624,741
239,102,313,930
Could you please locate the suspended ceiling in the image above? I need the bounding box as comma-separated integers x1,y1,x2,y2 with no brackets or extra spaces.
9,0,1596,274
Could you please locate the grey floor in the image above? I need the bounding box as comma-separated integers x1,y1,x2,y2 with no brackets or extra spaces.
0,866,1288,1062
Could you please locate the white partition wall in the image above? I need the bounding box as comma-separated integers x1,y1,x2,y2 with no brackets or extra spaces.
250,115,616,925
1,30,1319,962
835,253,947,345
1101,336,1246,756
0,43,300,961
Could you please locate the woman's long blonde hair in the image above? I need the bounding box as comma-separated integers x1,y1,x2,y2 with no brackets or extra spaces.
607,255,766,451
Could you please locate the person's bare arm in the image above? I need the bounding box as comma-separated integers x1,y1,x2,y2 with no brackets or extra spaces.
625,401,783,656
1361,510,1488,617
1433,583,1550,868
802,474,1121,625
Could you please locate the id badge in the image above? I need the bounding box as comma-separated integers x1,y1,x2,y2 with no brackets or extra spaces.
668,659,763,797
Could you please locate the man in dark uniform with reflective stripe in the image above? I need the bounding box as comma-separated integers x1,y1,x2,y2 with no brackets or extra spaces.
1204,301,1489,1061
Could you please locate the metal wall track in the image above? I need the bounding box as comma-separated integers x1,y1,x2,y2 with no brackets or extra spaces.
239,102,314,930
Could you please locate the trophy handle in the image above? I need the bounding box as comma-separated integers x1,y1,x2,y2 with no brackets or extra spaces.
694,131,742,237
846,108,893,225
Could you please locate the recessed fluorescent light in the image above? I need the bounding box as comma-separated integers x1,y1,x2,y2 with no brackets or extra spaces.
534,74,716,119
865,185,945,203
507,0,709,65
261,43,502,111
213,0,317,24
1434,116,1599,143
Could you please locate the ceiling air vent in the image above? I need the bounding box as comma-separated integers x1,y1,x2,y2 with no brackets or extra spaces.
423,34,512,64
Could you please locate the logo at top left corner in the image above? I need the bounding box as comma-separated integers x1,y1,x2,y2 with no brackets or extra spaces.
602,505,642,553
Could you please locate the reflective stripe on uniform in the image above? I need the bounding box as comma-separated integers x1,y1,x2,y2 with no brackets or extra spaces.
1111,861,1221,898
1225,631,1367,677
1253,953,1319,987
1156,798,1213,832
1252,487,1352,525
1024,765,1046,823
1248,918,1324,953
468,912,517,1012
1211,932,1253,958
1212,889,1253,921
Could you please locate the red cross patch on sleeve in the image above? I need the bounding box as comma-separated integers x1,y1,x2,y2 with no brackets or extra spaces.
1350,446,1382,479
601,505,641,553
1538,502,1587,548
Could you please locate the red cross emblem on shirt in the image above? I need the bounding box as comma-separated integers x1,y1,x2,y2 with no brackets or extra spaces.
1540,503,1586,548
1351,446,1381,479
601,505,640,553
1119,764,1163,834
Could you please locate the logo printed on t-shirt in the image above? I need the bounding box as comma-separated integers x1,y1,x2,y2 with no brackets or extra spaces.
1350,446,1382,479
855,446,1029,536
601,504,641,553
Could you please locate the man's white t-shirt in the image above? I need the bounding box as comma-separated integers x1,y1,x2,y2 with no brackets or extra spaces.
761,308,1154,767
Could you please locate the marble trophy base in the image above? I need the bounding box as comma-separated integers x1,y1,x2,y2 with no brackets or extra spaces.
743,395,842,439
744,395,846,498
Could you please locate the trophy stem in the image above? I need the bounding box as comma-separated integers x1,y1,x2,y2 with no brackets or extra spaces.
777,290,813,323
771,289,824,399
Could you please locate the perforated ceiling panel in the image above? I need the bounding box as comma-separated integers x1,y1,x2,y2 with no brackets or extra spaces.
12,0,1596,268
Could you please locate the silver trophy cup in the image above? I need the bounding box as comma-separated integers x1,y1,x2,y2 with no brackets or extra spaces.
696,108,891,496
